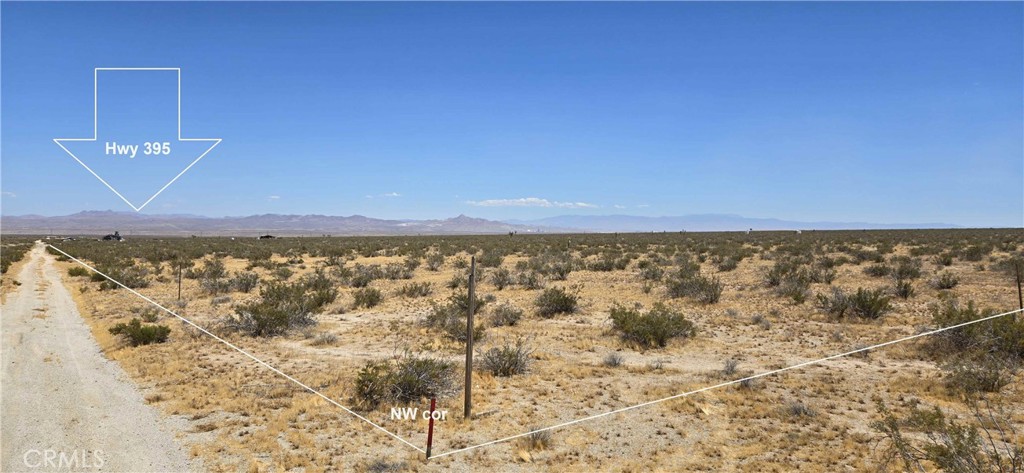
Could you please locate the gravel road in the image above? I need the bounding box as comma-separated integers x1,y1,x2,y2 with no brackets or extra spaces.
1,243,194,472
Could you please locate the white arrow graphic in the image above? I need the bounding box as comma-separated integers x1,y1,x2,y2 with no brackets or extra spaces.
54,68,221,212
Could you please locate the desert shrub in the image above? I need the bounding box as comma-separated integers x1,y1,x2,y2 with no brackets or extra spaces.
397,282,432,298
310,332,338,346
365,459,406,473
873,400,1023,472
273,267,293,280
722,359,739,377
666,273,723,304
490,268,514,290
382,263,413,280
520,430,552,451
931,271,959,290
892,277,915,299
786,401,816,418
776,276,810,304
354,352,457,409
477,251,504,268
751,313,772,330
891,257,922,280
517,271,544,290
638,264,665,281
959,244,991,262
716,257,739,272
848,288,891,320
353,287,383,308
226,278,336,337
603,352,625,367
933,252,954,266
229,271,260,293
942,355,1017,397
425,294,487,342
478,337,532,377
67,266,90,277
425,253,444,271
534,286,580,317
864,264,891,278
99,264,150,290
452,256,469,269
490,303,524,327
764,259,801,287
108,318,170,346
610,303,696,348
929,298,1024,358
816,288,851,318
403,254,421,272
200,277,231,295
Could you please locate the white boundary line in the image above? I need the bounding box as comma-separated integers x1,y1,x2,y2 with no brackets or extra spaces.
46,244,425,454
49,242,1024,460
431,305,1024,458
53,68,222,212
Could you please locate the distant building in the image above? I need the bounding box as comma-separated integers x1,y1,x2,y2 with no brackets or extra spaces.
102,231,123,241
258,234,276,240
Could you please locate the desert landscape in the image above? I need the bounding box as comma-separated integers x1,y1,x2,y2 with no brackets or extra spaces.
2,229,1021,472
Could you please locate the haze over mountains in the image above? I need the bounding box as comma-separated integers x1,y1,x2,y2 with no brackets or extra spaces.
0,211,962,236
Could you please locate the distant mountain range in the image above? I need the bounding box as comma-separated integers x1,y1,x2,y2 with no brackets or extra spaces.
508,214,961,232
0,211,961,236
0,211,549,236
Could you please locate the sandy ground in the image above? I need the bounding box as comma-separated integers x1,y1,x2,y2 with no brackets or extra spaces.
1,243,195,472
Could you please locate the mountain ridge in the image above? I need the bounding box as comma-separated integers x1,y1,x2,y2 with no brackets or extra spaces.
0,211,964,236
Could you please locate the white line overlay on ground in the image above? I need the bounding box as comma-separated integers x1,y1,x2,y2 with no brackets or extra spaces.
51,243,1023,460
47,244,425,454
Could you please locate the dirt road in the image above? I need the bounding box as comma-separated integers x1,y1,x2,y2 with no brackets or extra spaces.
1,243,194,472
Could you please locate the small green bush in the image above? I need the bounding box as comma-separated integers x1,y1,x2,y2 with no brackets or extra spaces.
353,287,383,308
816,287,851,318
490,268,514,290
610,303,696,348
931,272,959,290
67,266,90,277
230,272,259,293
535,286,580,317
354,352,457,409
397,282,432,298
490,303,524,327
108,318,170,346
848,288,891,320
478,338,532,377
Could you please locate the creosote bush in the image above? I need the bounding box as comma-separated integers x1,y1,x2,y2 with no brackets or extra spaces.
817,287,890,320
396,281,432,298
425,293,487,341
354,352,457,409
352,287,383,308
225,276,337,337
534,286,580,317
610,303,696,348
109,318,171,346
490,302,524,327
478,337,533,377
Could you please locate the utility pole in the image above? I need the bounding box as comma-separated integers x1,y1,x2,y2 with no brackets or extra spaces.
464,256,476,420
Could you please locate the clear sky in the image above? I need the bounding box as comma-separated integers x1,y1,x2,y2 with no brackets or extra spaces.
2,2,1021,227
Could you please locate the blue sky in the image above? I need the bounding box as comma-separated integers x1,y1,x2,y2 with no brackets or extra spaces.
2,2,1021,227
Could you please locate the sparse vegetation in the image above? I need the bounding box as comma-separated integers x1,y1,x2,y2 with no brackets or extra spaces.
610,303,696,348
354,352,457,409
108,318,171,346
